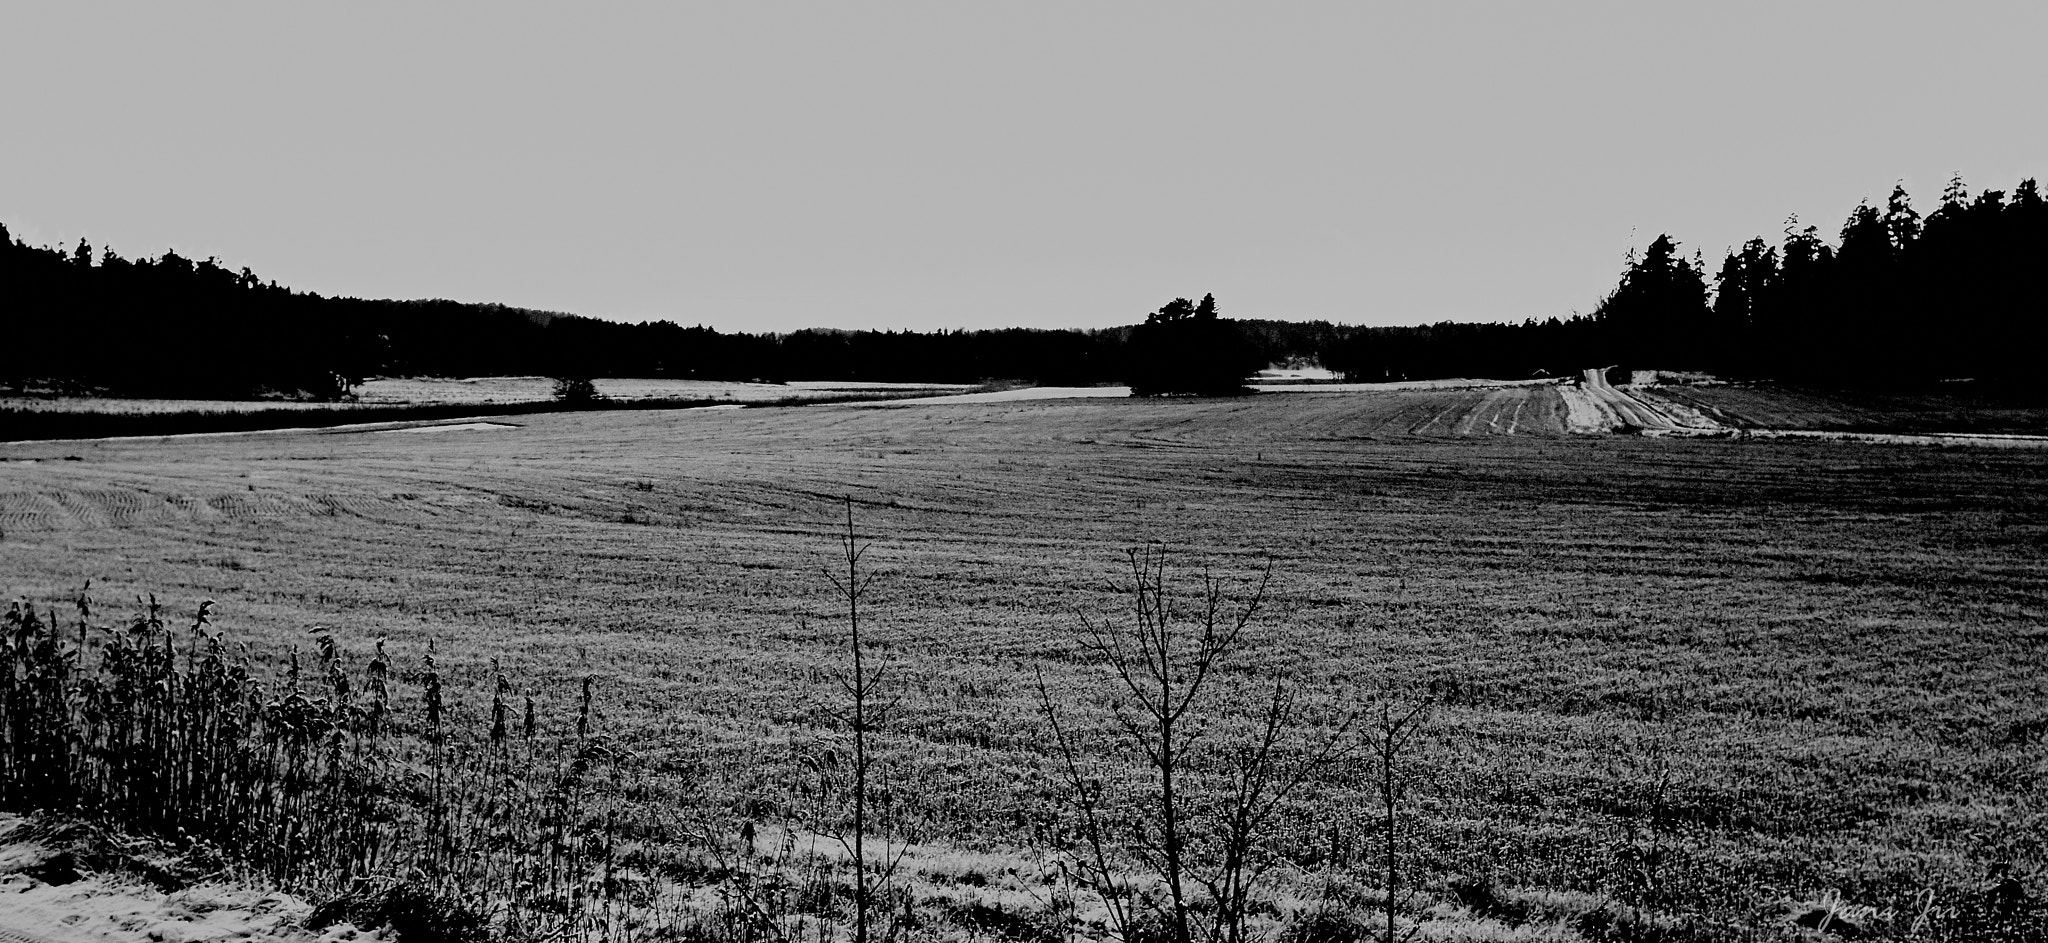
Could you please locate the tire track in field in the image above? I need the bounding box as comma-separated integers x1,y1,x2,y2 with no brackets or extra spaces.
1457,388,1531,436
1388,387,1563,438
0,384,1583,540
1453,390,1497,436
1559,368,1725,435
0,492,75,531
1408,391,1476,435
0,476,444,533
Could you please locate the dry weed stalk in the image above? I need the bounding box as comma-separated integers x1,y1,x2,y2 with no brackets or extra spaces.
1361,696,1428,943
801,498,911,943
0,586,639,943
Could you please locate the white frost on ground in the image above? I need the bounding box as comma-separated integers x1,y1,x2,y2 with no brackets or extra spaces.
848,385,1133,406
852,377,1553,408
1742,429,2048,448
374,421,519,433
1623,387,1726,430
0,397,375,416
0,816,383,943
1559,368,1725,435
1252,366,1343,382
2,417,516,447
1253,377,1556,393
1557,382,1614,434
779,380,977,392
1625,369,1726,386
357,376,973,406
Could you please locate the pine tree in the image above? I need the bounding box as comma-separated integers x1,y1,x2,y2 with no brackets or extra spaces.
1711,238,1776,374
1593,234,1711,367
1884,184,1921,250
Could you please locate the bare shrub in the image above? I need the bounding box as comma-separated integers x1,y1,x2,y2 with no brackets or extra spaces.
1038,549,1356,943
552,376,603,404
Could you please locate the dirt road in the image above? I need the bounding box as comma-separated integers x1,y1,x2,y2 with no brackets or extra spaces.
1559,367,1725,435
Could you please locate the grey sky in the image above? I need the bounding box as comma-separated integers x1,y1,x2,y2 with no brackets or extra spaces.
5,3,2043,334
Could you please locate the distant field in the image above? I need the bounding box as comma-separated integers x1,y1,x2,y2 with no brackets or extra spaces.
872,383,1575,434
2,389,2044,939
0,377,971,415
1655,382,2048,435
0,396,381,415
356,376,975,406
0,377,978,441
12,374,2047,445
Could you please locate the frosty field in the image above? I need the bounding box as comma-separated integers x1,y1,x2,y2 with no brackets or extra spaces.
1,389,2043,940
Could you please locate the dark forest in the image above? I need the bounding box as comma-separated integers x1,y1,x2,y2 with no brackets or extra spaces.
4,174,2041,399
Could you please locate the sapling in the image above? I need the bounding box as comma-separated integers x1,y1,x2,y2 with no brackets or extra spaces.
1040,549,1357,943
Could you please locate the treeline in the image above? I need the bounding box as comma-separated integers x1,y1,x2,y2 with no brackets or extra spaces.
1328,173,2048,384
0,225,1336,397
1323,319,1601,382
1,234,356,398
0,226,1156,396
7,173,2043,397
0,220,1498,395
514,319,1329,387
1678,174,2044,383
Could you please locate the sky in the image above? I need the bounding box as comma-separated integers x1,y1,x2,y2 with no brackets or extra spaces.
4,3,2045,334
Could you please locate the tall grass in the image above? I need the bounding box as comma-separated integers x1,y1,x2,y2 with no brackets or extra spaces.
0,587,641,941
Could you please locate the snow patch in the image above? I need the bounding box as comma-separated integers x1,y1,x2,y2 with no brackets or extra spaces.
1742,429,2048,448
376,421,519,433
0,815,387,943
1561,368,1725,435
848,386,1133,406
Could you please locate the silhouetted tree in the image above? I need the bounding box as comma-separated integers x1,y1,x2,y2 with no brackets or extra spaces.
1828,199,1898,375
1691,174,2048,384
1126,294,1263,396
1592,234,1710,367
1709,237,1775,373
1884,183,1922,250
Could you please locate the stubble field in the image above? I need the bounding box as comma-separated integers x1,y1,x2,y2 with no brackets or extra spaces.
2,390,2044,941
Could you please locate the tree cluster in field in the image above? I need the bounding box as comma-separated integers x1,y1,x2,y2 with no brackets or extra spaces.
5,172,2043,398
1124,294,1268,396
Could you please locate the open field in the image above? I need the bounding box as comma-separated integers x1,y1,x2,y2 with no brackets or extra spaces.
1652,383,2048,437
14,372,2045,447
0,378,977,442
356,377,977,406
0,378,975,414
3,390,2045,941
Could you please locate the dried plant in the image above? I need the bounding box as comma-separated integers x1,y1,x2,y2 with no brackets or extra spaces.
0,587,639,942
1039,549,1358,943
